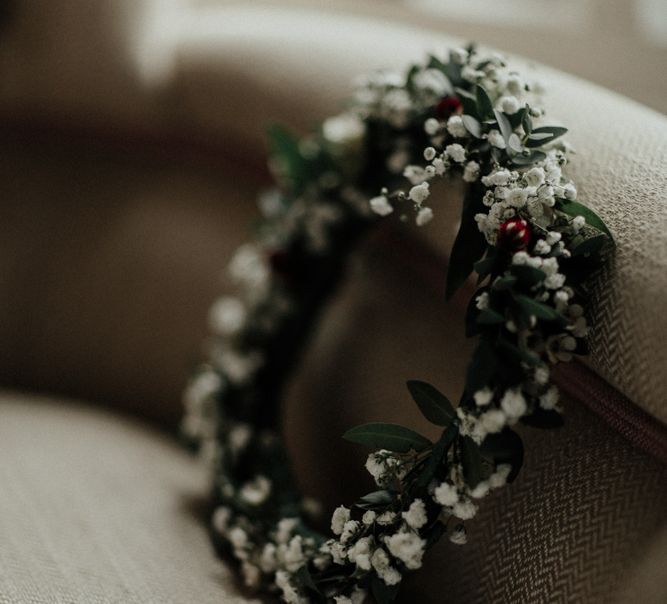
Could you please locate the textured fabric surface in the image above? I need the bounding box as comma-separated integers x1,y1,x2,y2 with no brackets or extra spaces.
173,4,667,425
0,391,257,604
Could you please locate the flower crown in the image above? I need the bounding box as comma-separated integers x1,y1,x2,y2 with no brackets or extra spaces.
182,45,612,604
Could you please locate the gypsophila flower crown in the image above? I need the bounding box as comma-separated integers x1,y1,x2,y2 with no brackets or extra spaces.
182,45,612,604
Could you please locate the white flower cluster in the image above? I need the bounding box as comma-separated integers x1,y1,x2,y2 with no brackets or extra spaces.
323,500,427,588
474,152,575,246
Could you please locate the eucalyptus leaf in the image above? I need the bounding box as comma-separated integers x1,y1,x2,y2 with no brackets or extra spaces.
515,294,564,321
461,114,482,138
521,110,533,135
416,423,458,489
571,234,607,257
455,88,479,119
557,200,614,242
407,380,456,426
494,109,513,146
356,490,395,509
476,85,494,119
477,308,505,325
460,435,484,488
525,125,568,148
446,184,487,299
465,338,497,394
343,423,431,453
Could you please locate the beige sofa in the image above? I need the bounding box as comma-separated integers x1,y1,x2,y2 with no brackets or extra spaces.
1,2,666,603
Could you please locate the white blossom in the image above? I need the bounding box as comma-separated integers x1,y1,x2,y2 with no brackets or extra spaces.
423,146,437,161
371,548,401,585
409,182,430,204
499,95,521,115
240,475,272,506
500,388,527,420
208,297,246,336
424,118,441,136
453,499,477,521
540,386,559,410
402,499,428,530
416,207,434,226
362,510,377,525
474,388,494,407
434,482,459,507
463,160,481,183
331,506,350,535
524,167,545,188
347,536,373,570
449,526,467,545
370,195,393,216
322,113,365,147
487,129,506,149
385,530,426,570
446,115,468,138
445,143,466,163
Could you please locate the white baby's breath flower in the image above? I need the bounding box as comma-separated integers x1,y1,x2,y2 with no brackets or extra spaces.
423,146,437,161
524,167,545,188
434,482,458,507
500,388,527,420
487,129,506,149
416,207,434,226
362,510,377,525
424,118,441,136
449,526,467,545
446,115,467,138
409,182,430,204
445,143,466,163
331,506,351,535
385,530,426,570
463,160,480,183
208,297,246,336
540,386,559,410
370,195,393,216
240,475,272,506
474,388,493,407
402,499,428,530
499,95,521,115
453,500,477,521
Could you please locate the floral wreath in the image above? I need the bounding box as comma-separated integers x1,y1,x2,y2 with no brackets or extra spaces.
182,45,612,604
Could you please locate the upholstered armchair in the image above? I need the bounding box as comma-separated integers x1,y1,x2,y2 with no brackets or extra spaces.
1,2,665,602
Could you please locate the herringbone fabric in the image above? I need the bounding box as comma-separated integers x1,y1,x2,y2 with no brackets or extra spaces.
404,398,667,604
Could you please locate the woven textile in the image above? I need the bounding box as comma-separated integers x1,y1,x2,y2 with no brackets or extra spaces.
0,391,256,604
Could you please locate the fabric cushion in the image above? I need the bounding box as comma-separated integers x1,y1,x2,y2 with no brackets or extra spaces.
172,4,667,426
0,390,259,604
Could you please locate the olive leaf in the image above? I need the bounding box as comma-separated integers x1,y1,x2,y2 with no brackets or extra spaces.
343,423,431,453
407,380,456,426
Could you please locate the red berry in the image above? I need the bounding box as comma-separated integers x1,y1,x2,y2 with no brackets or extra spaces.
435,96,462,119
497,217,532,251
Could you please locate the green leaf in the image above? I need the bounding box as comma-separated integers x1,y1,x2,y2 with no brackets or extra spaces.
480,428,524,482
407,380,456,426
474,251,497,281
571,234,608,257
295,567,321,596
476,85,494,119
497,338,541,367
478,308,505,325
460,435,484,488
416,423,458,488
343,423,431,453
493,109,513,145
465,338,497,394
492,275,517,291
515,294,563,321
557,200,614,242
455,88,479,119
446,184,487,299
461,114,482,138
356,490,395,509
510,265,546,287
371,575,400,604
521,110,533,135
266,124,309,193
508,133,523,154
525,125,568,148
